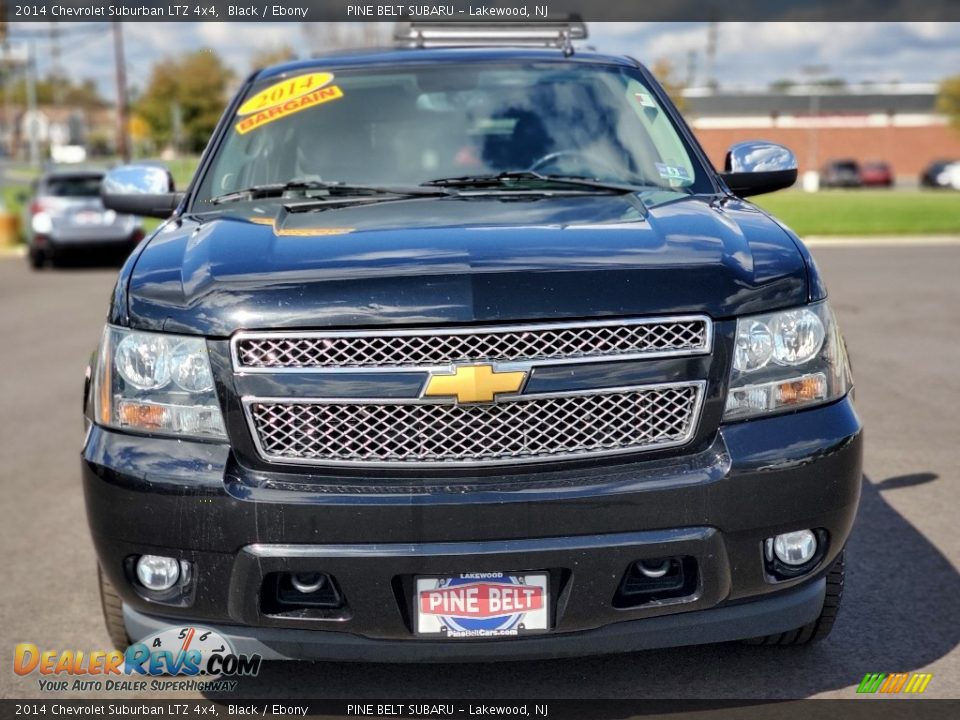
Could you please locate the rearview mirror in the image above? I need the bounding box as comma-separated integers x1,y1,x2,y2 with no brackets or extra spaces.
101,165,184,219
720,142,798,197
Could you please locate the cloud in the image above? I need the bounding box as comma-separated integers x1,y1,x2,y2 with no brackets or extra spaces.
589,22,960,87
194,22,293,55
12,20,960,99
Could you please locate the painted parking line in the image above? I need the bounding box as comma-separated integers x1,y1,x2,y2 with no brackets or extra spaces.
804,235,960,248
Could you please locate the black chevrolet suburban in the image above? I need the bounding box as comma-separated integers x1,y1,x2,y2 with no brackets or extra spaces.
83,30,861,661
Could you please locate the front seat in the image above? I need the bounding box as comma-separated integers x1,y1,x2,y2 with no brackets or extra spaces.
482,108,554,171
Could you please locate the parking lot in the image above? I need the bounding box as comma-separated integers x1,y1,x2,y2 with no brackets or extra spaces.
1,241,958,700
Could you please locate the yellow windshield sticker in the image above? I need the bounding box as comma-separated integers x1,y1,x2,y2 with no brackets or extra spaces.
273,227,354,237
235,84,343,135
237,72,335,116
247,217,353,237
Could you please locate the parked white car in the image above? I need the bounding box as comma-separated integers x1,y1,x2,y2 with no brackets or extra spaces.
937,162,960,190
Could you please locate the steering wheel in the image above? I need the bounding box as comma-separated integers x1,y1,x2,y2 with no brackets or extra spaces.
528,150,624,179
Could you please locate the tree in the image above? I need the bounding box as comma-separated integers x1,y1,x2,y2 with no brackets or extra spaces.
769,79,797,93
938,75,960,130
251,45,297,71
651,59,686,112
7,75,105,109
815,77,847,90
136,50,234,153
63,79,107,108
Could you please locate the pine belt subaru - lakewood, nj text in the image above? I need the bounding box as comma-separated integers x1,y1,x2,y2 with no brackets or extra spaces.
83,24,861,661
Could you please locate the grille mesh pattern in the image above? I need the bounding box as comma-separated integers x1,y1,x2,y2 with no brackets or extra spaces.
249,385,701,465
235,319,708,370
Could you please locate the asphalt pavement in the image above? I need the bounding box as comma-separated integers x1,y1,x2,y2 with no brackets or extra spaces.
1,242,958,700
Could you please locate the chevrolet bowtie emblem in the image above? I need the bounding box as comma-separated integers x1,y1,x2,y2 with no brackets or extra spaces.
423,364,527,404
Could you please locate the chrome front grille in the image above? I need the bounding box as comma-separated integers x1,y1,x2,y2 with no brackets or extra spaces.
246,382,704,467
233,316,711,371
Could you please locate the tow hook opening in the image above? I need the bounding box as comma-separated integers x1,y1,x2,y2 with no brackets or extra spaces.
261,572,348,618
613,556,699,608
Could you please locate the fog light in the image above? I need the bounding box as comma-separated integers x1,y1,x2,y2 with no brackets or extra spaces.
772,530,818,566
136,555,180,591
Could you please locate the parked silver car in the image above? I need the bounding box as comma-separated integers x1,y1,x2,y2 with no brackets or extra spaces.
25,169,144,269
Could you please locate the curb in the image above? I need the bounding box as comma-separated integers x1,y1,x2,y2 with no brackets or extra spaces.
804,235,960,248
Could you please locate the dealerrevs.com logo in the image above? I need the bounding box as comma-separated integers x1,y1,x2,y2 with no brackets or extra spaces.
14,626,261,693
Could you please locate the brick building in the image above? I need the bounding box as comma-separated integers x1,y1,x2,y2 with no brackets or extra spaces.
684,84,960,181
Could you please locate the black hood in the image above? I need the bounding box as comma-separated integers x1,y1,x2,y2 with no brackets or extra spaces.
125,192,809,336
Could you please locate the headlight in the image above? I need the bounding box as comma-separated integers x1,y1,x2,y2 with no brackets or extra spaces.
724,302,851,421
93,326,226,439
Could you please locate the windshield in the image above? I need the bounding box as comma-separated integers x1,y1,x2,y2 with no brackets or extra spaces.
193,61,708,207
43,176,103,198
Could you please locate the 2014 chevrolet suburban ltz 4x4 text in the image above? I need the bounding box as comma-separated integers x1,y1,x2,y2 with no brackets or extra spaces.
83,26,862,661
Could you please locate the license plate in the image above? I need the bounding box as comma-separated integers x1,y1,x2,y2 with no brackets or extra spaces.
415,573,549,638
74,211,104,225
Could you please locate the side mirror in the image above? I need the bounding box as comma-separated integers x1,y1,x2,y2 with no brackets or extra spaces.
720,142,798,197
101,165,184,219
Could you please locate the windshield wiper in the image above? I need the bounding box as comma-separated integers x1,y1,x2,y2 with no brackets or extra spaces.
421,171,646,194
209,179,452,205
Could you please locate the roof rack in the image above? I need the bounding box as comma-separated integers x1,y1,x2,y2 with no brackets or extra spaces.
394,20,588,56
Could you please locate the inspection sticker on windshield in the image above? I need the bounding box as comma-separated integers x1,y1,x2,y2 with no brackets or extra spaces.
634,91,657,108
655,163,691,183
416,573,549,638
235,84,343,135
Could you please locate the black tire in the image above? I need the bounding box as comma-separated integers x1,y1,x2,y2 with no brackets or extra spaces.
28,248,45,270
98,565,131,650
743,549,845,646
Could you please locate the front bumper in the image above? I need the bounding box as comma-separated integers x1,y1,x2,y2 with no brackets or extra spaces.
124,577,825,662
82,396,862,657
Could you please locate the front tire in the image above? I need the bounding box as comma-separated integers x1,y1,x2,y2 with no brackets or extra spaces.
98,565,131,650
744,549,845,646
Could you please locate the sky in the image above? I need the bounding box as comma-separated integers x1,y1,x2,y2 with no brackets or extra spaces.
8,21,960,99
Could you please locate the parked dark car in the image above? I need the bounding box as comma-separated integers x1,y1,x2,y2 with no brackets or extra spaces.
819,159,862,188
83,29,861,662
919,159,959,188
860,161,894,188
24,169,144,269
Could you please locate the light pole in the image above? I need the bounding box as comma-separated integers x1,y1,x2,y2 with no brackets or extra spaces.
801,64,829,173
112,22,130,162
26,39,38,167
